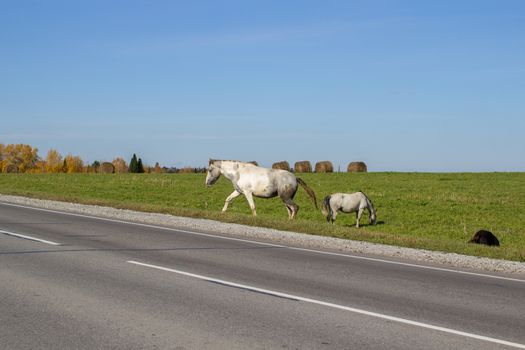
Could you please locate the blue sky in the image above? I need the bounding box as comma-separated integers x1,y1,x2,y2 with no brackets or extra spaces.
1,1,524,171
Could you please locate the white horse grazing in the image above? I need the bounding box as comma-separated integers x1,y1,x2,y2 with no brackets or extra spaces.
206,159,317,219
321,192,377,227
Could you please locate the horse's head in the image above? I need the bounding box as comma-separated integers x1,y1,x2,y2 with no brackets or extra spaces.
370,208,377,225
205,164,221,187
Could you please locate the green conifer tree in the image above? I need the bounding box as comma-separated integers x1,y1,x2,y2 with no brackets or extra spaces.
137,158,145,173
129,154,138,173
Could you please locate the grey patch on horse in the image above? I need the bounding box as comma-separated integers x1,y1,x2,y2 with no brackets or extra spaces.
279,184,297,200
469,230,500,246
280,184,299,219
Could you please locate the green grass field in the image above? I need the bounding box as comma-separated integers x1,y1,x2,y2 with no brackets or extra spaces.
1,172,524,261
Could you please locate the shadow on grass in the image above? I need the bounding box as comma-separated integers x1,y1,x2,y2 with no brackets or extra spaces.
339,221,385,228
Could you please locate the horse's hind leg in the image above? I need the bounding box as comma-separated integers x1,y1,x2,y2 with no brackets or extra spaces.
222,190,241,212
288,201,299,219
280,185,299,219
282,198,298,219
284,202,293,219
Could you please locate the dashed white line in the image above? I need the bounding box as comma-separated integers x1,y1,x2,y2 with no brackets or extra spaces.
128,260,525,349
0,229,61,245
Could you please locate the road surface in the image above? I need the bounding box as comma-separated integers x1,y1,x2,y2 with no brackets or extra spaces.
1,201,524,349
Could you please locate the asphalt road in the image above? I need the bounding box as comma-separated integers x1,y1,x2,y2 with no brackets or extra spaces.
1,201,524,350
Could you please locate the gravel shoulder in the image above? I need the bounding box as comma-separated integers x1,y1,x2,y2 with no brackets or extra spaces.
1,194,524,275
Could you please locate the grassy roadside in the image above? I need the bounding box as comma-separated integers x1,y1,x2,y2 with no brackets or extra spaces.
0,172,524,261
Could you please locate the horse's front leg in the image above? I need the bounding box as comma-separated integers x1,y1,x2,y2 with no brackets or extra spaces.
356,208,364,228
244,191,257,216
222,190,241,212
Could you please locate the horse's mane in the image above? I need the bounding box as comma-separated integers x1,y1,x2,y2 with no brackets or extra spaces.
357,190,370,201
358,191,376,213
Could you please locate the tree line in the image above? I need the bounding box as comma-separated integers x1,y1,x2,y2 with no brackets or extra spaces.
0,143,204,174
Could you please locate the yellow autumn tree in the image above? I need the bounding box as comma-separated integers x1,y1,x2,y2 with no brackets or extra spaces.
64,154,84,173
112,157,128,173
1,144,39,173
45,149,63,173
20,144,38,173
0,143,4,171
30,160,46,174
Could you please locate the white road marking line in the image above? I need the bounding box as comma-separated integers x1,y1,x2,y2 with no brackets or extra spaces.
0,229,61,245
1,201,524,283
127,260,525,349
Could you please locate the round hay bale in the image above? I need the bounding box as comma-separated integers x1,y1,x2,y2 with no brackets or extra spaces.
315,161,333,173
347,161,367,173
272,161,290,171
99,162,115,174
294,160,312,173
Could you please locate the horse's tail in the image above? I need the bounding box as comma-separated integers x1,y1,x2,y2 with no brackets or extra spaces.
321,195,332,218
296,178,318,209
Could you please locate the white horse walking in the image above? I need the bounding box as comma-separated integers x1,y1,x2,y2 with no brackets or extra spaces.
206,159,317,219
321,192,377,227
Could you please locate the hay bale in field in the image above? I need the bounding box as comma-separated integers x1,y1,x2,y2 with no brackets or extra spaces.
99,162,115,174
294,160,312,173
272,161,290,171
347,161,367,173
315,161,333,173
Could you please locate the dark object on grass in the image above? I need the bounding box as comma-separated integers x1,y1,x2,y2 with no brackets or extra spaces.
469,230,500,246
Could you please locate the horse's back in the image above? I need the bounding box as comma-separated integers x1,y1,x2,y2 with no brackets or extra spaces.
333,192,368,212
239,164,293,181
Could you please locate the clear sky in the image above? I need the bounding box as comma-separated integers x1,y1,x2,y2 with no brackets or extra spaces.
1,1,524,172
